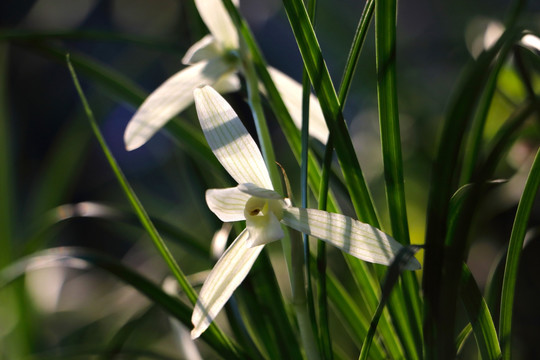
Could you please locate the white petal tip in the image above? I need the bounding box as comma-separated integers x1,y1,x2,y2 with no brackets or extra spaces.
190,328,201,340
124,142,139,152
124,136,144,151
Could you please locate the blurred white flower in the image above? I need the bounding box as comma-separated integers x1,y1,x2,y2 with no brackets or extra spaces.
190,86,420,339
124,0,328,151
466,18,540,58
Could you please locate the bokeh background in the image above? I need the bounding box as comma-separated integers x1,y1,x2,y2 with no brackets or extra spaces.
1,0,540,358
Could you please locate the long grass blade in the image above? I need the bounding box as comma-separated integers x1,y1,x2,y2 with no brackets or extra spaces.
301,0,320,355
460,43,509,185
455,324,473,356
461,264,501,359
281,0,379,226
358,246,421,360
67,57,241,356
315,3,374,358
338,0,374,106
324,270,385,360
245,251,304,360
68,56,197,303
374,0,422,357
499,147,540,359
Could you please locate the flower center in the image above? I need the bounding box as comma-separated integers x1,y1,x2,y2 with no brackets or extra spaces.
244,197,284,221
249,208,261,216
243,196,285,247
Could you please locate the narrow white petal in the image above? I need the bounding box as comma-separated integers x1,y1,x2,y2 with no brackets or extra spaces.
238,183,282,199
124,59,233,151
194,86,273,189
191,229,263,339
182,35,221,65
281,207,421,270
194,0,239,50
211,222,232,260
205,187,249,222
267,67,329,144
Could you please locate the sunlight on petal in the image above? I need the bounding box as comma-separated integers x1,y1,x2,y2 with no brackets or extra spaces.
182,34,222,65
282,207,421,270
194,86,273,189
238,183,282,199
194,0,239,50
206,187,249,222
125,59,233,151
191,229,263,339
267,67,329,143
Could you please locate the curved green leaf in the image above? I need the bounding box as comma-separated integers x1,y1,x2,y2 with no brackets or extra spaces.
499,147,540,359
359,246,422,360
461,264,501,360
422,27,523,358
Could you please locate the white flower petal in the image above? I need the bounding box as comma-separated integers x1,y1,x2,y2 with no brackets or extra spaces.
211,222,232,260
206,187,249,222
521,33,540,52
281,207,421,270
193,86,273,189
266,67,329,144
182,35,222,65
238,183,282,199
213,73,241,94
194,0,239,50
125,58,234,151
191,229,263,339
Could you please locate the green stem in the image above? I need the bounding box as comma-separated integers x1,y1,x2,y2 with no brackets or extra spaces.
317,138,333,360
302,65,320,356
240,36,320,360
314,3,377,356
338,0,374,106
375,0,422,357
302,0,320,353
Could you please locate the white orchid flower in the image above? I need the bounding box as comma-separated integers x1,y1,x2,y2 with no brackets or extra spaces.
124,0,328,151
190,86,420,339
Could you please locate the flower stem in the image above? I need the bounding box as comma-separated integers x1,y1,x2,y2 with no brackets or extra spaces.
240,32,320,360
